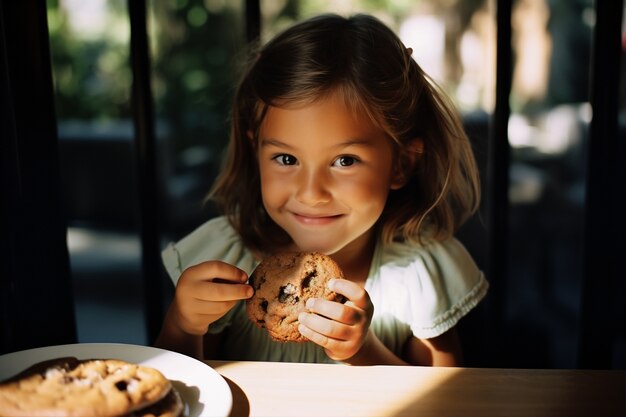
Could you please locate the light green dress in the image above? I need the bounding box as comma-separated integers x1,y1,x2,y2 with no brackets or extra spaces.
162,216,489,363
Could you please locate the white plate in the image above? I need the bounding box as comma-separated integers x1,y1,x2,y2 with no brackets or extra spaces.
0,343,232,417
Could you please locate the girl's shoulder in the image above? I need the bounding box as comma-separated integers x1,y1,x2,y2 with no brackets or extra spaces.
376,236,481,276
370,237,488,339
161,216,258,284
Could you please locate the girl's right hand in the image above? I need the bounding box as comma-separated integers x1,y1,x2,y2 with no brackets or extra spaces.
171,261,253,335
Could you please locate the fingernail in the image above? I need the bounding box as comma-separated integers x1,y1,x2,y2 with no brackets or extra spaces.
327,279,336,290
305,298,315,310
298,312,307,323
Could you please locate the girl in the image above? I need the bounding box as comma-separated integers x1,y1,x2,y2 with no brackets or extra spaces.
156,13,488,366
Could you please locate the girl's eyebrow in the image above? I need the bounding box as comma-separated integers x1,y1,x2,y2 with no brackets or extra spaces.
259,138,293,149
260,137,374,149
338,138,374,148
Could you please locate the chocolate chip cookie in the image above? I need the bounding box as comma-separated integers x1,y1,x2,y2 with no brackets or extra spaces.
0,357,180,417
246,252,346,342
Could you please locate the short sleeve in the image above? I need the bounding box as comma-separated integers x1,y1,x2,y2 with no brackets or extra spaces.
160,216,258,333
368,237,488,340
161,216,258,285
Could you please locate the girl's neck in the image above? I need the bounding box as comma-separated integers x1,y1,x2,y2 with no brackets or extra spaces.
329,231,376,286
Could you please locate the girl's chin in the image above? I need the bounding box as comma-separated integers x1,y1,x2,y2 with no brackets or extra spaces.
288,239,341,255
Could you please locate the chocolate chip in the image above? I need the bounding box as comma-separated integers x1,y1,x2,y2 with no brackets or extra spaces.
115,380,128,391
278,283,298,304
302,270,317,288
249,273,266,290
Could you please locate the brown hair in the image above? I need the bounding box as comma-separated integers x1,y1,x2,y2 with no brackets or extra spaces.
209,13,480,253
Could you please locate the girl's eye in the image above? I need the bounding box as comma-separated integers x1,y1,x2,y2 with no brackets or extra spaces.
273,154,298,166
333,156,358,167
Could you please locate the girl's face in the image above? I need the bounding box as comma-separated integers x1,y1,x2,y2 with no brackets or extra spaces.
256,93,404,257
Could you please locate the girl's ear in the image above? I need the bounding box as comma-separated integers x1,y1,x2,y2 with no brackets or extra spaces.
390,138,424,190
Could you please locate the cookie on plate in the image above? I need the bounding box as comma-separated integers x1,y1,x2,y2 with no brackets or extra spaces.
133,385,184,417
0,357,181,417
246,252,346,342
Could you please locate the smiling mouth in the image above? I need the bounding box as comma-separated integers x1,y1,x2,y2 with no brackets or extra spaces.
292,213,342,225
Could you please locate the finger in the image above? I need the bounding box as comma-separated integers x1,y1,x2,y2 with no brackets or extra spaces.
306,298,364,325
298,322,339,348
328,279,370,309
186,298,238,316
297,323,355,362
176,299,235,335
191,281,253,302
298,312,351,341
185,261,249,284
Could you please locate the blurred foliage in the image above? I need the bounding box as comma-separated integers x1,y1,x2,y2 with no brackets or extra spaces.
149,0,245,157
47,0,132,121
46,0,245,159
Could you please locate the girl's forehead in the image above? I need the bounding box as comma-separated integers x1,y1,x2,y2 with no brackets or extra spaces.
252,87,399,148
260,88,378,127
257,100,396,155
260,95,378,136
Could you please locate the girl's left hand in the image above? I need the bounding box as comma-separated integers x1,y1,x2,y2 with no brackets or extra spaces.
298,278,374,361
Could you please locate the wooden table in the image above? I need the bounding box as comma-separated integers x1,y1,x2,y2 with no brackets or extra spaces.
207,360,625,417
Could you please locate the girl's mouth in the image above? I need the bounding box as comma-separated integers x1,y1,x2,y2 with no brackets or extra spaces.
292,213,342,225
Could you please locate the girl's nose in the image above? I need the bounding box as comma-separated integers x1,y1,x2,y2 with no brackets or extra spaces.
295,168,332,206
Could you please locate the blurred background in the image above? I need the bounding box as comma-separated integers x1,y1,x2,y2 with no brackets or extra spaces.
3,0,622,369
